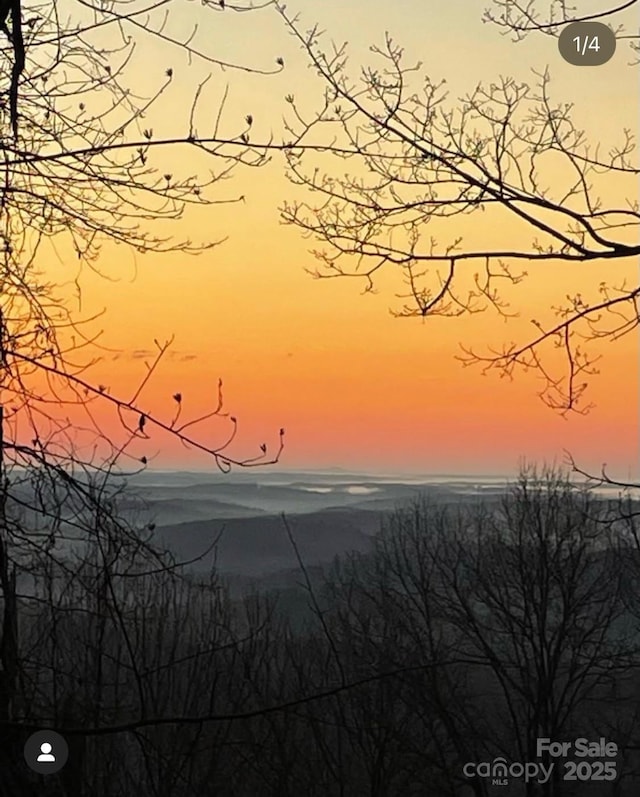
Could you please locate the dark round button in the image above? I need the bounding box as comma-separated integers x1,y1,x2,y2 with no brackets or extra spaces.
558,21,616,66
24,730,69,774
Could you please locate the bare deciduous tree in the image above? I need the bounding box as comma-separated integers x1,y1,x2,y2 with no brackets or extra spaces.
315,469,640,796
0,2,287,791
484,0,639,59
277,2,639,416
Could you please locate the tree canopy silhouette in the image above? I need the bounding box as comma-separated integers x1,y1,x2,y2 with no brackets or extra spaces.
277,0,639,417
0,2,286,790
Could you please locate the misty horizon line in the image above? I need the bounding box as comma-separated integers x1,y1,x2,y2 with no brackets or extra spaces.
136,465,570,480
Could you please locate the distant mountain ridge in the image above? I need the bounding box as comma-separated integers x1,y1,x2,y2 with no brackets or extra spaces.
137,473,516,578
157,507,379,577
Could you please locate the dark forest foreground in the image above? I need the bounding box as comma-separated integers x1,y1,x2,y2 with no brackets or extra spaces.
1,469,640,796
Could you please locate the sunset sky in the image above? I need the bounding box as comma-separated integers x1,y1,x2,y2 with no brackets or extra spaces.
49,0,639,478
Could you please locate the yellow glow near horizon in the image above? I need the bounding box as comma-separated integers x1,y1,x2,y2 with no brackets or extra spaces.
36,1,639,477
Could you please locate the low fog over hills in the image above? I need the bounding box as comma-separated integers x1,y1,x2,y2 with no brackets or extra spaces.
9,468,630,591
118,470,635,595
127,470,509,578
10,465,633,605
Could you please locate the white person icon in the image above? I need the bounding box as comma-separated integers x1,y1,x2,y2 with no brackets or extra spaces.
37,742,56,762
24,730,69,774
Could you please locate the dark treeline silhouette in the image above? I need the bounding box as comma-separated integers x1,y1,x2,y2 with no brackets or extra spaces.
2,468,640,795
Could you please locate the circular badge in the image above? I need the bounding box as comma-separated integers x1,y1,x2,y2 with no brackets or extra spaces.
23,730,69,775
558,22,616,66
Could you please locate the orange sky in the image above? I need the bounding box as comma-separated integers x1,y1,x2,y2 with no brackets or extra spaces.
39,1,639,478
